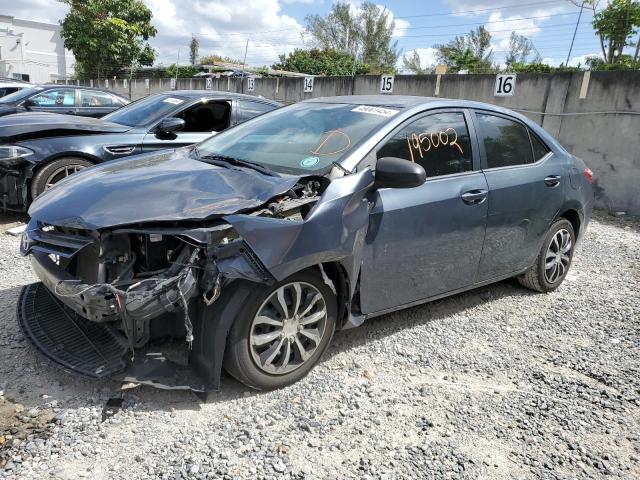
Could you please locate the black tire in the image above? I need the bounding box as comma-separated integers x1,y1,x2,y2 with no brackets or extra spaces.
224,269,337,390
518,218,576,293
30,157,94,200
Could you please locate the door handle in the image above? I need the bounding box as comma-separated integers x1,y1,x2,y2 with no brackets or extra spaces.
544,175,561,187
461,189,488,205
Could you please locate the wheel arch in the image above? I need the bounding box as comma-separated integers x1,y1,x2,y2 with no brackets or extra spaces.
556,207,582,238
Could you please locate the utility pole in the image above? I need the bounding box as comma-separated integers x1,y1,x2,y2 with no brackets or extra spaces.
566,1,585,66
175,48,180,88
241,39,248,93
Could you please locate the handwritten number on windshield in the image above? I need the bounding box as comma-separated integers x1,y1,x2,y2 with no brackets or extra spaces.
405,127,463,162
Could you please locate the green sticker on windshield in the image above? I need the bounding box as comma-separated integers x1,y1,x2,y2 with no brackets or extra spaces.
300,156,320,168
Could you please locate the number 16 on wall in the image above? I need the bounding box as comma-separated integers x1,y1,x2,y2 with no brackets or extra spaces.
495,74,516,96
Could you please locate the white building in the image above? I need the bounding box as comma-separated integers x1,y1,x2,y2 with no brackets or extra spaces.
0,15,75,84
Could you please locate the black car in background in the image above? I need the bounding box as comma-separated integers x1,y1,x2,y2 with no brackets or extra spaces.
0,85,130,118
0,91,281,211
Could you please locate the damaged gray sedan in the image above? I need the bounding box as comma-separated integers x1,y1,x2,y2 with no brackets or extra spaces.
18,96,593,391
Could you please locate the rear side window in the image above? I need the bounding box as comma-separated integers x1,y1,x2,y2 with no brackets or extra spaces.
238,100,277,122
376,111,473,178
530,131,550,161
80,90,114,107
476,113,534,168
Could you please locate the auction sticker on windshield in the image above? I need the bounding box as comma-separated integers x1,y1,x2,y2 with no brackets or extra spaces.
300,156,320,168
163,97,184,105
351,105,399,117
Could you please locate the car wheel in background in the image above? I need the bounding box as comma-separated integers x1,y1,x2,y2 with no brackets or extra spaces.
518,218,576,293
31,157,94,200
224,269,337,390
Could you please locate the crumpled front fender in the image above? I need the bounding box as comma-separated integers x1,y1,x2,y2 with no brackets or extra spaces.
223,168,374,297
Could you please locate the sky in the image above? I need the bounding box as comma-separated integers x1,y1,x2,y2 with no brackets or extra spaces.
1,0,607,71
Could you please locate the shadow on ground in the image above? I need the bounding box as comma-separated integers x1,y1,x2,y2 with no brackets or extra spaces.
0,278,535,412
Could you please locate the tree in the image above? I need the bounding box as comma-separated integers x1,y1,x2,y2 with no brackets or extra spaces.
592,0,640,63
199,54,244,65
272,48,370,76
505,32,540,67
59,0,157,79
165,64,199,78
435,26,495,73
304,2,399,73
401,51,433,74
189,36,199,65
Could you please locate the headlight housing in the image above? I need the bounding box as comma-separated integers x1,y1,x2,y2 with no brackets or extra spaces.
0,146,34,166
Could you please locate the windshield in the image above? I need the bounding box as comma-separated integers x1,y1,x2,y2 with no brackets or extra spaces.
195,102,400,174
0,87,42,104
103,94,187,127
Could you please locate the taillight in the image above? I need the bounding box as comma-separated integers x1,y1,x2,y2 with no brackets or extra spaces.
583,167,593,183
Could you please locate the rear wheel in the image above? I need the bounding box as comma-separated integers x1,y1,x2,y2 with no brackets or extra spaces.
31,157,93,200
224,269,336,390
518,218,575,293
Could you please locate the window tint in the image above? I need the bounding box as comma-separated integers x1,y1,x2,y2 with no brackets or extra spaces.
0,87,20,97
530,130,550,161
376,112,473,178
177,101,231,132
476,113,534,168
80,90,114,107
31,89,75,107
238,100,277,122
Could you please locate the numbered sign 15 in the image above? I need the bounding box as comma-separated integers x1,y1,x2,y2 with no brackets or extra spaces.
380,75,394,94
495,74,516,96
247,77,255,92
205,78,212,90
170,78,176,90
303,76,314,93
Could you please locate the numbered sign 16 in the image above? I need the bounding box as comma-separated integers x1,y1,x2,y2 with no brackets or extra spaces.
380,75,394,94
145,78,150,88
123,79,128,89
105,79,109,89
303,76,314,93
170,78,176,90
247,77,255,92
495,74,516,96
205,78,212,90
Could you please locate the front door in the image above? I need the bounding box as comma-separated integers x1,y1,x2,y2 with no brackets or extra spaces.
472,111,567,281
360,110,488,315
142,100,233,152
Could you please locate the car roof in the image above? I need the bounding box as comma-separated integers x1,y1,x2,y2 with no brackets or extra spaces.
0,82,31,88
168,90,281,105
303,94,533,122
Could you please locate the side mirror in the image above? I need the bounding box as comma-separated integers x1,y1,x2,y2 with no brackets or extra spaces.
157,117,185,134
22,99,36,109
374,157,426,189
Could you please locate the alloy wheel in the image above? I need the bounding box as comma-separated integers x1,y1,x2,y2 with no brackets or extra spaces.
544,228,572,284
249,282,328,375
45,164,88,190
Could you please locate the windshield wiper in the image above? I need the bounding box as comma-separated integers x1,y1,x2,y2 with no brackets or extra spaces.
197,153,280,177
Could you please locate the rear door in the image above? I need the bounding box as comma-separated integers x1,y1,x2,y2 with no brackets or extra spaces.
27,88,77,115
359,109,489,314
141,99,233,152
472,110,565,281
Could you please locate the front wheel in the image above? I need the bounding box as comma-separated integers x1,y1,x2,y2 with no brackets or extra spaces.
224,269,337,390
31,157,93,200
518,218,575,293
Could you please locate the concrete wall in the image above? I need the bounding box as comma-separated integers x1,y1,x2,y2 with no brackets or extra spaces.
74,71,640,214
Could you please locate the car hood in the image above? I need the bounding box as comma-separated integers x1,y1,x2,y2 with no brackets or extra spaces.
28,149,302,230
0,112,130,142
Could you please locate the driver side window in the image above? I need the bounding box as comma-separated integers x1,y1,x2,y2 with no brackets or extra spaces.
177,101,231,133
31,89,76,107
376,112,473,178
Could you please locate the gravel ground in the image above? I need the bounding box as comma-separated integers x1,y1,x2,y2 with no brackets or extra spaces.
0,212,638,479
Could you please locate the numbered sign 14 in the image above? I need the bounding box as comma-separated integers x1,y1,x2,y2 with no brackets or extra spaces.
495,74,516,96
380,75,394,94
247,77,255,92
303,77,314,93
205,78,212,90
